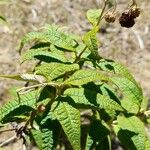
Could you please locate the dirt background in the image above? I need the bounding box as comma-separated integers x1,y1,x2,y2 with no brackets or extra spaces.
0,0,150,149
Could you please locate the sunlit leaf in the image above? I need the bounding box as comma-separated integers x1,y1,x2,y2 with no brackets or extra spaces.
0,91,37,123
36,63,79,81
0,74,45,83
64,69,110,86
20,24,78,52
115,115,146,150
53,101,81,150
111,77,143,113
83,26,100,59
64,88,123,111
86,9,102,26
96,59,136,83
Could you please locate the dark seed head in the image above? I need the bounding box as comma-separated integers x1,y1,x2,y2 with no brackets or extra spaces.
119,17,135,28
119,10,135,28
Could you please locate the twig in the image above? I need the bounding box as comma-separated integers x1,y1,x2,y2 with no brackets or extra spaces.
131,0,137,5
23,143,27,150
0,128,16,133
0,135,17,147
97,0,108,26
132,29,144,50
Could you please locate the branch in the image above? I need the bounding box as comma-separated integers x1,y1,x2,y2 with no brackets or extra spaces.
0,128,16,133
97,0,108,26
0,135,17,147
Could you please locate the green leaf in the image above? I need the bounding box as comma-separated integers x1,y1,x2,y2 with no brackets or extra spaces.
85,134,93,150
21,46,48,61
98,83,120,121
64,88,123,111
83,26,100,59
21,44,69,63
19,32,49,50
116,115,146,150
89,120,109,143
96,59,136,83
32,113,60,150
20,24,78,52
31,128,56,150
53,101,81,150
145,138,150,150
86,9,102,26
0,74,45,83
40,111,56,125
31,129,43,149
49,44,74,62
82,82,120,121
0,74,24,80
64,69,110,86
0,91,37,123
41,128,55,150
85,120,110,150
77,44,91,59
36,63,79,82
111,76,143,113
140,97,149,112
43,24,78,50
99,83,120,103
97,59,143,113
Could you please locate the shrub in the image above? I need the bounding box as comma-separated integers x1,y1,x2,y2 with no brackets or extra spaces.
0,0,149,149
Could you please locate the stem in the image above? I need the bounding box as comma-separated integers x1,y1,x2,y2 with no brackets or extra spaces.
99,0,117,23
75,0,108,63
17,82,58,94
112,0,117,13
24,110,37,129
97,0,108,26
129,0,137,7
74,46,87,63
132,0,136,4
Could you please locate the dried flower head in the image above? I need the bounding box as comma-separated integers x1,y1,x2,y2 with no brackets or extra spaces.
131,6,141,18
38,104,46,112
105,12,116,23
